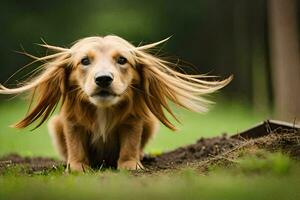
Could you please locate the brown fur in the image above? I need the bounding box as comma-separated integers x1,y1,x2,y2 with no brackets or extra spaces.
0,35,232,171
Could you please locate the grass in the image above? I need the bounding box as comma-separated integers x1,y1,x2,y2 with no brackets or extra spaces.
0,152,299,200
0,96,269,157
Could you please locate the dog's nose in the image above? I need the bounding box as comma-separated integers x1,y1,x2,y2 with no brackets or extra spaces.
94,73,114,88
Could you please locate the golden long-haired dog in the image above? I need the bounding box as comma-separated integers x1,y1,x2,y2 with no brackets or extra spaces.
0,35,232,171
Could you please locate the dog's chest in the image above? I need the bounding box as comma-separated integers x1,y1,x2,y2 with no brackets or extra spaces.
91,109,115,144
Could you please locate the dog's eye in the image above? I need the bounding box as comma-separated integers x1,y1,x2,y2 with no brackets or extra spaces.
81,57,91,66
116,56,127,65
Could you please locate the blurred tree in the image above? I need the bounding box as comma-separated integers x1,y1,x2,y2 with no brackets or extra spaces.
231,0,271,110
250,0,270,114
268,0,300,123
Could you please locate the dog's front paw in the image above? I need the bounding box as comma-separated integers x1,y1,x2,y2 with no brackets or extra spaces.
118,160,144,170
67,162,90,173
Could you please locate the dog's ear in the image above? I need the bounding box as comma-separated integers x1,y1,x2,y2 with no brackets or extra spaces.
0,52,71,129
134,44,232,131
137,63,178,130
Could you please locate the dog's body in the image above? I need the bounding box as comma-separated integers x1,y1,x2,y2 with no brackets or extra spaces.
48,96,158,170
0,35,232,171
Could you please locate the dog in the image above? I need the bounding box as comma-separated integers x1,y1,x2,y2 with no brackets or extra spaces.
0,35,232,171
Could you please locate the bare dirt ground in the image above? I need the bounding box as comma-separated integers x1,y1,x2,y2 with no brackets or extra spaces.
1,120,299,175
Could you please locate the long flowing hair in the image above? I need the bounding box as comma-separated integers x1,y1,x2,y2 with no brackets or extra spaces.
0,36,232,130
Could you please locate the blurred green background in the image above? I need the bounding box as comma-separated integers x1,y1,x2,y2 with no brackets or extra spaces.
0,0,299,157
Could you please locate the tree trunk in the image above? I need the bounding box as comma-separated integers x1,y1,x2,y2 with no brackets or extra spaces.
268,0,300,124
251,0,270,114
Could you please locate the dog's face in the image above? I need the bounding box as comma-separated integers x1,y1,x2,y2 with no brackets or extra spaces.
70,36,139,107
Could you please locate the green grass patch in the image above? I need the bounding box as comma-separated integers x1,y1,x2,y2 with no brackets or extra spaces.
210,149,295,176
0,162,300,200
236,151,292,175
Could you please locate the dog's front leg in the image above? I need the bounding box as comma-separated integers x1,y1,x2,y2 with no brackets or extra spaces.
118,119,144,170
65,124,90,172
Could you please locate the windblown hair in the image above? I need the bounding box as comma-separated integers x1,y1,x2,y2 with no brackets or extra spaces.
0,36,232,130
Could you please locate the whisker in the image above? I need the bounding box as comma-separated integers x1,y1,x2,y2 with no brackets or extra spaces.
67,87,82,94
128,85,163,104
